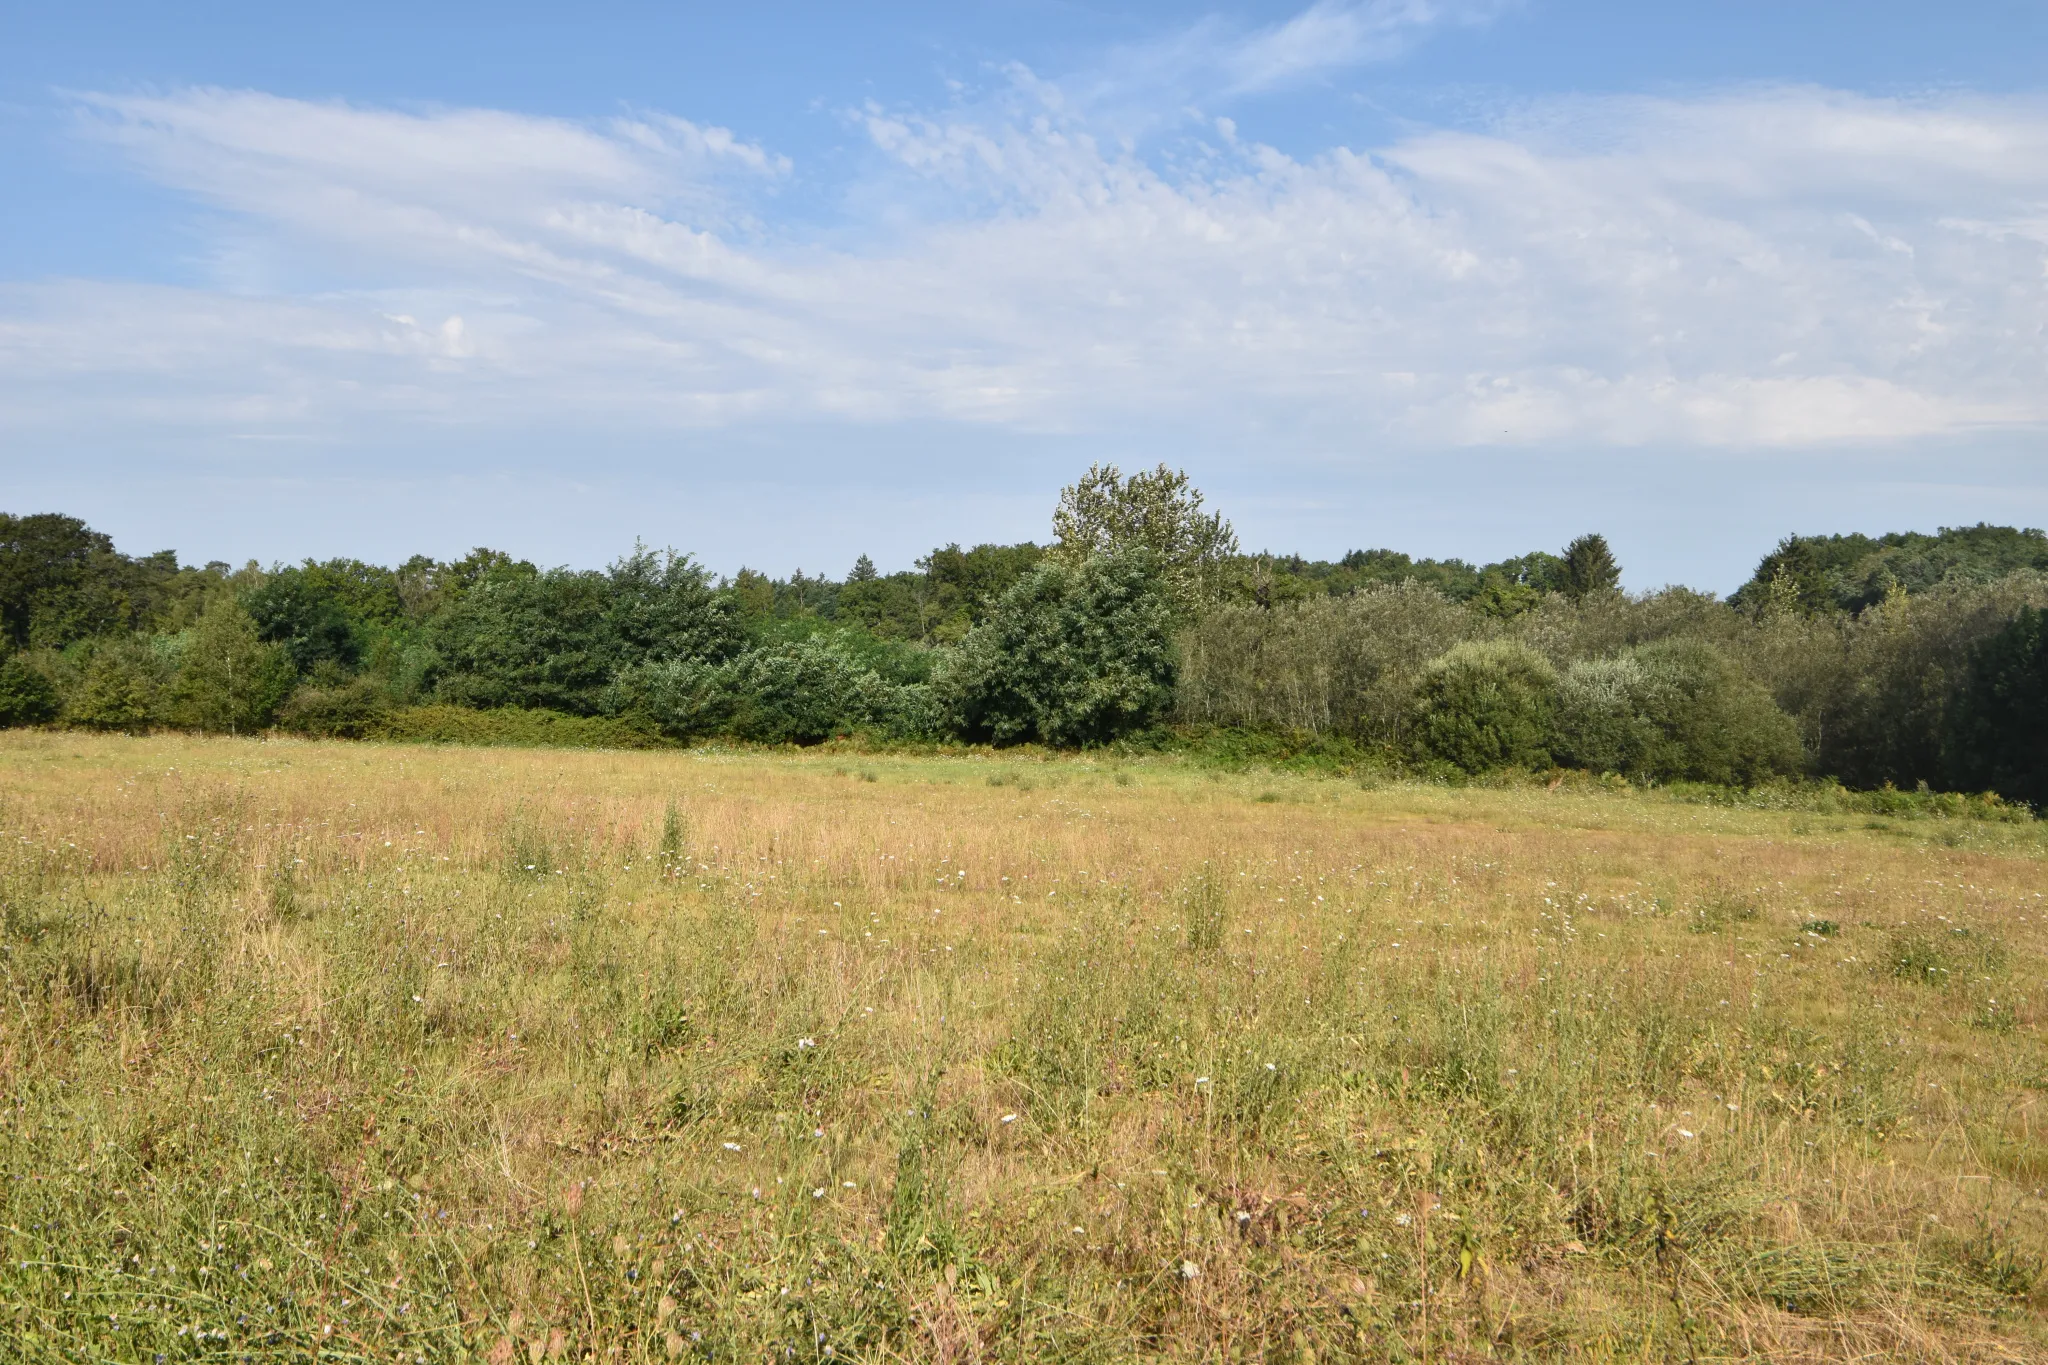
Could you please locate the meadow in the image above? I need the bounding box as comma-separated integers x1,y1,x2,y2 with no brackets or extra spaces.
1,732,2044,1363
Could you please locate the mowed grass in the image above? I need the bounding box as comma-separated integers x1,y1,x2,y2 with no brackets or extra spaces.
1,733,2045,1364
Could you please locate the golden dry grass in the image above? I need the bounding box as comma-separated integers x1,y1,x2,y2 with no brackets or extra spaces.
1,730,2045,1362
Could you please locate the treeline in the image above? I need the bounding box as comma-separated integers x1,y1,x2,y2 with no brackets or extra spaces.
2,468,2045,805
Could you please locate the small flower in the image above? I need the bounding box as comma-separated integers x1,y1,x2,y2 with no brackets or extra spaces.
1394,1212,1412,1226
722,1142,742,1153
1000,1114,1017,1124
1179,1260,1201,1280
813,1188,825,1198
796,1038,816,1050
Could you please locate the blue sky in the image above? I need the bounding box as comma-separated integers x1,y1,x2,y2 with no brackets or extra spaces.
5,1,2048,590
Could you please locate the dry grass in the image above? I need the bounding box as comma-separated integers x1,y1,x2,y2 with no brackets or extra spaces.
1,730,2045,1363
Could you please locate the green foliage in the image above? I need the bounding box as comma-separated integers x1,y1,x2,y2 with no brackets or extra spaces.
274,677,394,739
1051,464,1237,615
1408,640,1559,773
1769,575,2048,791
0,654,59,727
244,566,363,674
941,553,1178,747
715,642,900,746
1177,582,1482,743
1731,524,2048,615
1946,606,2048,807
1559,532,1622,602
370,704,666,748
11,499,2048,802
164,593,296,734
64,642,163,732
829,543,1047,643
430,548,743,714
1468,550,1567,619
1555,641,1803,785
0,512,191,649
612,639,931,745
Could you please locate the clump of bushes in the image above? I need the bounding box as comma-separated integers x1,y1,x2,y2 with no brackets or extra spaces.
1408,641,1559,773
1406,638,1803,784
1554,640,1802,785
611,639,932,746
940,553,1177,747
0,654,59,727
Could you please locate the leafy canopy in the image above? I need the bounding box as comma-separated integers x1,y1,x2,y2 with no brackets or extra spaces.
1051,464,1237,616
941,552,1178,747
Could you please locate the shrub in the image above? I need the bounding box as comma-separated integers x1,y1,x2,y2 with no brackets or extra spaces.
370,705,665,749
1555,641,1803,785
0,654,59,727
941,553,1177,747
1408,640,1559,773
162,593,296,734
276,678,393,739
1634,640,1804,785
1945,605,2048,807
612,641,930,746
1176,582,1479,744
430,549,744,715
718,642,892,746
1553,653,1669,776
64,642,162,732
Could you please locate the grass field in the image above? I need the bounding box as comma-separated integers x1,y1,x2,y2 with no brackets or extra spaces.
1,732,2044,1363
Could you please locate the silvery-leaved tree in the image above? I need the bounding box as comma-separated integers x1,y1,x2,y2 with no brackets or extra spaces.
1049,463,1238,617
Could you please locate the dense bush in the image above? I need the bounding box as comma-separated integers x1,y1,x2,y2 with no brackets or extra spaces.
370,705,664,749
1555,641,1801,784
1741,574,2048,791
430,549,743,714
0,655,59,726
1945,606,2048,807
1177,583,1480,744
611,639,929,745
942,553,1177,747
163,593,295,734
276,678,394,739
1408,641,1560,773
63,641,165,733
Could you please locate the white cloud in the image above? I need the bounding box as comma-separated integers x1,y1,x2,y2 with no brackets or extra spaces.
8,78,2048,456
1220,0,1510,95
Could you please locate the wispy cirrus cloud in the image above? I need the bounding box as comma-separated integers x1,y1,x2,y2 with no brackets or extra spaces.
5,68,2048,465
1045,0,1512,134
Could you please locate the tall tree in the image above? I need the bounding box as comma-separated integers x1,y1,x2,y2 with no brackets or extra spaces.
167,593,295,734
1559,533,1622,602
940,552,1177,747
1050,464,1237,615
0,513,182,648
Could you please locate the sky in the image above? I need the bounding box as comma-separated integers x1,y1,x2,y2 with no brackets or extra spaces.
5,1,2048,591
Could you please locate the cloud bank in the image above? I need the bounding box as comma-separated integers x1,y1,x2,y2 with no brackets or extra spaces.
7,72,2048,460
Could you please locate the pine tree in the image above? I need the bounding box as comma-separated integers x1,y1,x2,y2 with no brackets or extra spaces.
1559,534,1621,602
